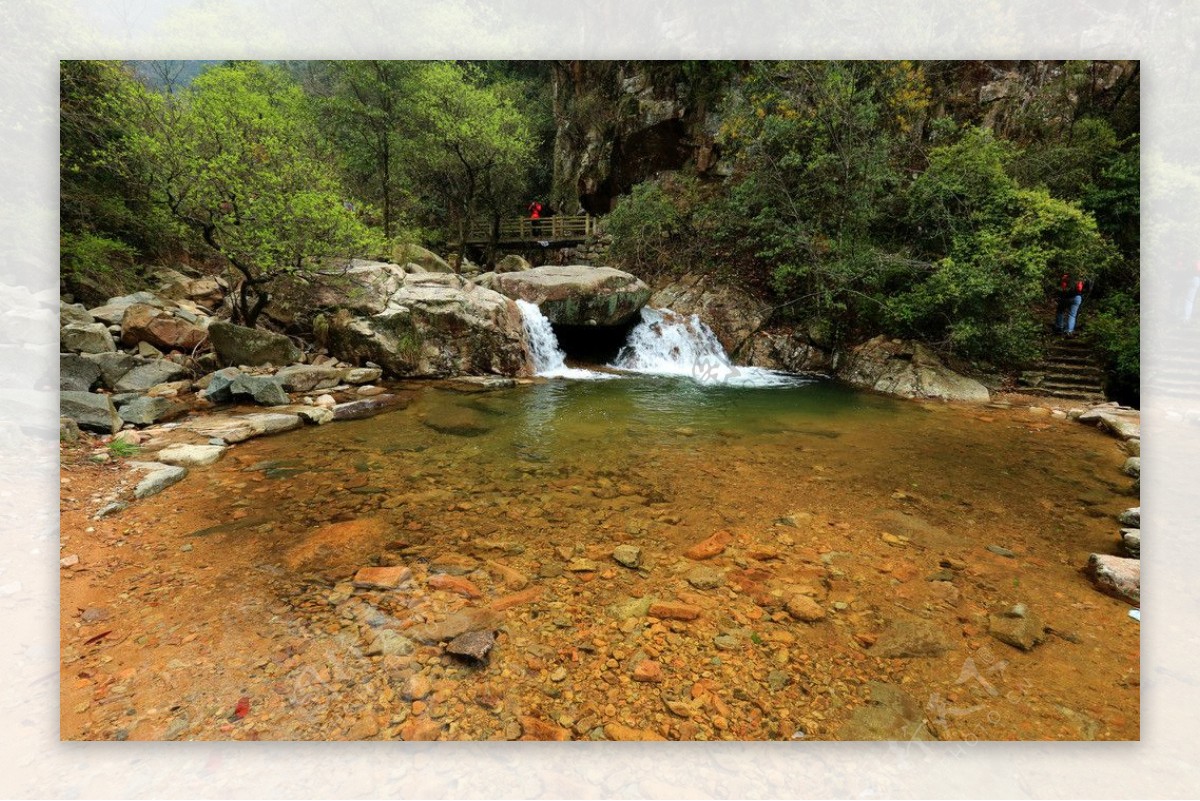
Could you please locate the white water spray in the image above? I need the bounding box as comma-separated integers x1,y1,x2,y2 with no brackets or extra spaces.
516,299,614,380
610,307,809,387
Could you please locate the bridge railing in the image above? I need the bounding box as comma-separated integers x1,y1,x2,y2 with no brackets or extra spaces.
464,214,597,245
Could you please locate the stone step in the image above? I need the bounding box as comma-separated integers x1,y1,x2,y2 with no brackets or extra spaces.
1040,374,1104,387
1032,387,1108,401
1040,363,1104,377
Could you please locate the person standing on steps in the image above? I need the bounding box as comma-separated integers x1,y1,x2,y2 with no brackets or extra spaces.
1055,273,1086,335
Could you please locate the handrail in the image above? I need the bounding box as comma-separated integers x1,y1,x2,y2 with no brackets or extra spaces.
463,214,597,245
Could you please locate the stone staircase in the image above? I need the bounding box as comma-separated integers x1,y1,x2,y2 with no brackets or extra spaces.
1020,332,1108,403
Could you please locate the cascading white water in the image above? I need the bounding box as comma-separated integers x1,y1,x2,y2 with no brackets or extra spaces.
516,299,614,380
610,307,809,387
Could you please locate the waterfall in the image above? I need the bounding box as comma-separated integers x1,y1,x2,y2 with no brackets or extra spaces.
610,307,809,387
516,299,613,380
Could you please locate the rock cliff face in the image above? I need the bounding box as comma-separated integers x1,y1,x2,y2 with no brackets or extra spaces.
551,62,723,215
550,60,1138,215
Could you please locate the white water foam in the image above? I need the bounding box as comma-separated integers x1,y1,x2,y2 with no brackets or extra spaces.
610,307,810,387
516,299,615,380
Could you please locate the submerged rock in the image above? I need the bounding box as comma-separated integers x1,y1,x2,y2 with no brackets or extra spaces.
446,629,495,661
871,620,953,658
836,682,934,741
491,265,651,327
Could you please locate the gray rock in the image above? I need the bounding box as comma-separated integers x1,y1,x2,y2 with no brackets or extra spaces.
117,396,178,426
1119,507,1140,528
1121,528,1140,558
110,391,144,407
1085,553,1140,604
230,374,291,406
60,301,94,327
156,443,227,467
137,341,163,358
134,465,188,499
490,265,651,327
365,630,415,657
1122,457,1140,479
61,323,116,354
713,633,741,650
296,406,334,425
200,367,243,403
986,544,1015,558
60,354,102,392
446,629,495,661
392,243,452,274
422,406,491,437
342,367,382,384
840,336,989,403
612,544,643,569
835,682,934,741
323,273,533,378
114,360,187,392
82,352,143,389
208,320,301,367
332,394,406,421
494,254,532,273
406,608,504,644
184,412,302,443
88,291,164,325
60,391,121,434
275,364,346,392
686,566,725,590
95,501,128,519
1080,410,1140,441
871,620,953,658
59,417,81,442
988,606,1047,651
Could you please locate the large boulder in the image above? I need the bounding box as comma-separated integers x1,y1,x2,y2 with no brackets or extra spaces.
60,354,102,392
82,352,142,390
274,365,346,392
88,291,166,326
392,243,452,274
201,368,289,406
840,336,990,403
114,359,188,392
60,323,116,354
323,273,532,378
490,265,651,327
308,260,410,316
494,254,532,274
60,301,94,327
649,273,767,356
60,391,121,434
120,303,208,352
208,321,301,367
117,396,182,426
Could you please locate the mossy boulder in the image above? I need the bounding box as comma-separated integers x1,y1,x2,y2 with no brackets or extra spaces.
208,321,301,368
323,273,531,378
490,265,650,327
392,243,452,274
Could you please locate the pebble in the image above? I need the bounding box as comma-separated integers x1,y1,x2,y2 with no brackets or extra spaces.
785,595,826,622
447,629,495,661
686,566,724,590
612,544,643,569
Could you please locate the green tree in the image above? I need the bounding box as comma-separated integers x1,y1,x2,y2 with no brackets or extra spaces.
402,62,534,269
60,60,175,289
304,60,418,240
122,62,379,326
892,128,1115,364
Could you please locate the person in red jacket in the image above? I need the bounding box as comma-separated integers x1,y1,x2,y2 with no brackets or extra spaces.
527,201,543,237
1055,273,1086,335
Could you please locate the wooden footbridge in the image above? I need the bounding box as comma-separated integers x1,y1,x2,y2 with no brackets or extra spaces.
463,214,599,248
